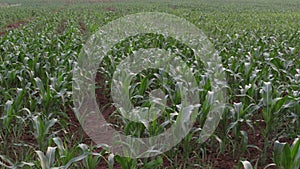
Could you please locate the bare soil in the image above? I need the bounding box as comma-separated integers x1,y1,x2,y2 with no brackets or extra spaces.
0,20,28,36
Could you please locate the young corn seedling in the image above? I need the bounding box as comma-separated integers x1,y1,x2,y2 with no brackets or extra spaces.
240,160,258,169
259,81,297,163
0,89,27,154
260,81,276,163
32,115,57,150
77,143,110,169
114,155,163,169
140,156,163,169
227,102,259,159
114,155,137,169
0,155,34,169
274,137,300,169
51,137,80,167
240,160,275,169
36,147,57,169
36,145,89,169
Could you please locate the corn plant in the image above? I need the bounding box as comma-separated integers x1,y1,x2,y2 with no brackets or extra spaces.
51,137,80,167
0,155,34,169
259,81,298,163
77,143,113,169
240,160,258,169
274,137,300,169
114,156,138,169
35,146,89,169
227,102,259,159
114,155,163,169
32,115,57,150
240,160,275,169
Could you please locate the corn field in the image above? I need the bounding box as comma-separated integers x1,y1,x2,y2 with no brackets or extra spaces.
0,0,299,168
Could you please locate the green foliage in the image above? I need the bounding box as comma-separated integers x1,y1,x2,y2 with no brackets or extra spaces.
0,0,299,168
274,137,300,169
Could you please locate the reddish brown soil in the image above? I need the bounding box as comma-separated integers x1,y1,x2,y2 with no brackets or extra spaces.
105,7,117,12
78,20,86,35
0,20,28,36
56,19,68,35
0,31,5,36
